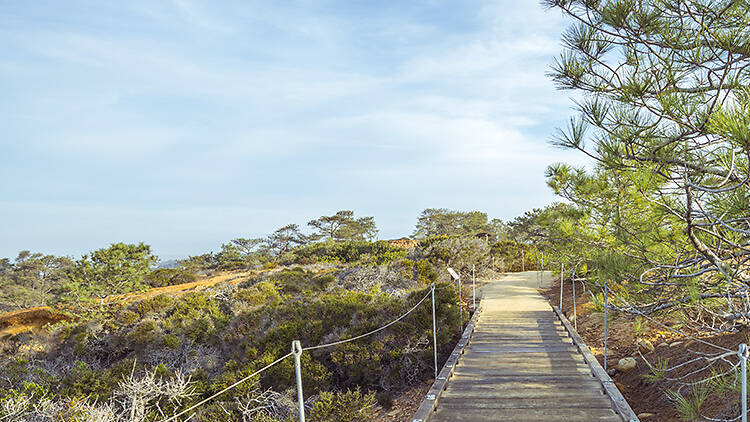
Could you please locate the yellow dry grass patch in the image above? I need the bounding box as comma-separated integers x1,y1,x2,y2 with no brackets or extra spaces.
106,270,254,305
0,306,71,338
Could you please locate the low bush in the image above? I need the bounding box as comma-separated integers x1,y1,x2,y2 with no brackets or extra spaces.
146,268,198,287
2,268,461,420
285,241,407,265
133,294,174,316
266,268,335,294
308,388,375,422
127,319,161,347
234,281,282,307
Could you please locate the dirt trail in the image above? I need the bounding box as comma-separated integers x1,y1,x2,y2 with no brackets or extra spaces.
105,270,253,304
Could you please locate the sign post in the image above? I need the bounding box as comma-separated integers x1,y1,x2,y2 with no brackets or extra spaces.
447,267,462,332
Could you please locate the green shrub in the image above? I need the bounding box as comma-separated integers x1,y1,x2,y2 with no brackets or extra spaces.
162,333,182,349
146,268,198,288
268,268,335,294
287,241,407,265
134,294,174,316
118,309,140,325
163,292,229,344
414,259,438,285
668,386,709,421
127,319,160,347
308,388,375,422
234,281,282,307
262,262,279,270
59,361,116,401
2,263,462,418
642,357,668,383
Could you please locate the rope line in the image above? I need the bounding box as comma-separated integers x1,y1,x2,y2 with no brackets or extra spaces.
305,289,432,351
607,288,734,353
159,352,293,422
159,287,435,420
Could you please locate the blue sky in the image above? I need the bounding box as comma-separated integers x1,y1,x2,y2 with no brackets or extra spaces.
0,1,585,261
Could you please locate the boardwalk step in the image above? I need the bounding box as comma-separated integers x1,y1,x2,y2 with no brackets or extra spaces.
454,368,594,377
432,407,622,421
457,362,591,371
466,346,579,353
471,337,573,346
444,380,605,391
438,396,613,409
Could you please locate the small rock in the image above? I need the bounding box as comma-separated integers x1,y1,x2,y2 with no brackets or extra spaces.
638,413,656,419
638,338,655,353
670,341,683,347
607,368,617,377
617,357,637,371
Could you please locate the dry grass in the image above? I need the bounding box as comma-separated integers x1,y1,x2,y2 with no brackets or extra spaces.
105,270,254,305
0,306,70,337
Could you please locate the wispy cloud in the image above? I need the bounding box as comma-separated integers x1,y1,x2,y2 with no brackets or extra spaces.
0,0,581,258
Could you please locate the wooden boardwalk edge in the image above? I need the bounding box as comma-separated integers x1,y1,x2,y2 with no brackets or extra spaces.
552,306,640,422
411,301,483,422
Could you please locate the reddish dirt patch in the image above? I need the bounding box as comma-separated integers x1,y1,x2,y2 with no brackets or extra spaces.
387,238,418,249
542,279,747,421
0,306,71,337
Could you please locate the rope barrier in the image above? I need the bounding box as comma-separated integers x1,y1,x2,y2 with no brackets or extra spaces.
602,284,734,353
160,352,293,422
158,286,437,421
305,290,432,351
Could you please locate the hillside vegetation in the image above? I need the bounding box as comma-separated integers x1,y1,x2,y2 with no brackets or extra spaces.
0,209,543,421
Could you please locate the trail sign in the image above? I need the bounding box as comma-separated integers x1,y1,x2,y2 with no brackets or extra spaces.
447,267,460,280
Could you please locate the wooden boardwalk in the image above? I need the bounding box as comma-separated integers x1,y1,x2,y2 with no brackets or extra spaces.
413,272,638,422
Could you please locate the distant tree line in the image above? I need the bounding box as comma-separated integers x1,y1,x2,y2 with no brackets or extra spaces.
0,208,550,312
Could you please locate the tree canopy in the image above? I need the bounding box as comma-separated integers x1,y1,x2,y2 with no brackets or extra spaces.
545,0,750,332
413,209,496,238
66,243,157,301
266,224,309,258
0,251,72,310
308,210,378,242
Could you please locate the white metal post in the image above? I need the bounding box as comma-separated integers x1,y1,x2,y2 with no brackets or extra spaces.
741,343,748,422
536,251,541,285
541,252,544,285
604,278,608,371
559,263,564,309
521,250,525,272
472,264,476,309
431,284,438,379
458,273,463,333
572,272,577,331
292,340,305,422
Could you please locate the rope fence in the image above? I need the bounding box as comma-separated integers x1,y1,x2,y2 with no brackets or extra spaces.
558,263,750,422
158,272,472,422
161,352,293,422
